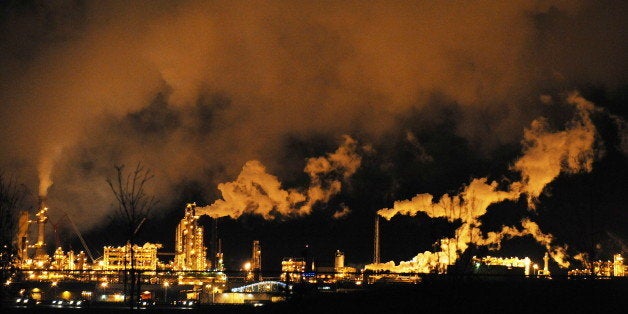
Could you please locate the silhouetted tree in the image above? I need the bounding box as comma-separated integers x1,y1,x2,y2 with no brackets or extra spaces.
107,163,157,311
0,171,29,300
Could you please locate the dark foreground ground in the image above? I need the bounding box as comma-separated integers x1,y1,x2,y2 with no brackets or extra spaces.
2,277,626,314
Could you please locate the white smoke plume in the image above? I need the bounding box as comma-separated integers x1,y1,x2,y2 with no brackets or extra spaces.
0,1,624,233
196,135,361,219
370,92,597,272
480,219,570,268
513,93,597,207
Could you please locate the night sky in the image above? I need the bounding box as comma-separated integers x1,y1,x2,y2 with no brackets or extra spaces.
0,1,626,274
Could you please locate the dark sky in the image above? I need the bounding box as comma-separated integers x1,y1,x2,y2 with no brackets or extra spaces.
0,0,626,273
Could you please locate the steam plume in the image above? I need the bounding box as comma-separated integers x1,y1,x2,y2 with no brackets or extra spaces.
37,158,54,197
513,93,597,206
196,135,360,219
370,92,597,271
0,1,624,243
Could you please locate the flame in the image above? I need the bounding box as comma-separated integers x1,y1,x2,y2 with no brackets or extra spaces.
196,135,361,219
370,92,596,272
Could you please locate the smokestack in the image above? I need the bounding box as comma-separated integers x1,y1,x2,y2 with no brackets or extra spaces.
211,218,218,269
216,238,224,271
373,216,380,264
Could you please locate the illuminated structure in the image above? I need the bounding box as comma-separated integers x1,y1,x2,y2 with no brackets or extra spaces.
16,211,30,262
471,256,531,276
51,247,67,270
215,239,224,271
31,199,50,268
102,242,161,271
332,250,357,281
613,254,625,277
252,240,262,281
14,200,52,269
281,257,306,282
537,252,551,276
335,250,344,270
174,203,208,271
567,254,625,278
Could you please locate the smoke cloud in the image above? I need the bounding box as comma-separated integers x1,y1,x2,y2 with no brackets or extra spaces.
371,92,597,271
513,93,597,206
196,135,360,219
0,1,624,261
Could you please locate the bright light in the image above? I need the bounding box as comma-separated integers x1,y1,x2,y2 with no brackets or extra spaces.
163,281,169,287
243,262,251,271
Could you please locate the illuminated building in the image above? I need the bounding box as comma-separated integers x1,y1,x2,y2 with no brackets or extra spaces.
471,255,531,276
14,200,52,270
174,203,208,271
613,254,624,277
332,250,357,281
567,253,625,278
102,242,161,271
51,247,66,270
281,257,306,282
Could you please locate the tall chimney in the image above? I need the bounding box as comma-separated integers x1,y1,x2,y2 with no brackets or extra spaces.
211,217,218,269
373,216,380,264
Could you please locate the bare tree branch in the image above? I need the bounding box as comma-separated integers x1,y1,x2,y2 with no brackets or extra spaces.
106,162,157,310
0,171,29,252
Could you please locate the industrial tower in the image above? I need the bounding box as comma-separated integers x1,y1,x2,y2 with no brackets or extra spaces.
174,203,208,271
252,240,262,281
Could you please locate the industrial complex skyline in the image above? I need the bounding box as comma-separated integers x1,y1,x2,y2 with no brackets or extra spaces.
0,1,626,277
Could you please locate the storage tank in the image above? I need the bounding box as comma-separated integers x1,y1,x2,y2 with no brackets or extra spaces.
335,250,345,270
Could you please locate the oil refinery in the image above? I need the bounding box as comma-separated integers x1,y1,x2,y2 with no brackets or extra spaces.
2,200,625,311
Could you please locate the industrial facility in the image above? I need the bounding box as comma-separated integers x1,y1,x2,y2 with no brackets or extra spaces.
4,202,626,308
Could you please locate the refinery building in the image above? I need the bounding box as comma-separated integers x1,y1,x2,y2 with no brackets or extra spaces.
5,201,627,306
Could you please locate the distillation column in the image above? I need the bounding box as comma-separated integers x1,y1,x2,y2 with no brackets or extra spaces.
252,240,262,281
